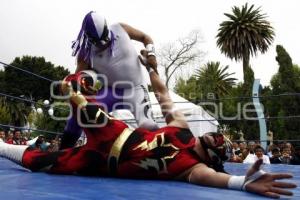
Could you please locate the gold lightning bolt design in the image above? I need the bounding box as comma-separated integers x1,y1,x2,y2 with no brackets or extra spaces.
132,132,180,174
133,133,165,151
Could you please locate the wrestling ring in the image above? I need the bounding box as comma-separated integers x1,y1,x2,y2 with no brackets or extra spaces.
0,61,299,199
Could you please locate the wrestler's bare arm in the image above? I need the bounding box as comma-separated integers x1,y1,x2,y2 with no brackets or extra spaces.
120,23,153,45
146,69,189,129
187,163,231,188
187,160,296,198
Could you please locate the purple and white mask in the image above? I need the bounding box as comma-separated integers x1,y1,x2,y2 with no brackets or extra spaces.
72,11,115,65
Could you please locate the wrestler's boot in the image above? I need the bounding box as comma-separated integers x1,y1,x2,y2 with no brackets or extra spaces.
0,141,28,165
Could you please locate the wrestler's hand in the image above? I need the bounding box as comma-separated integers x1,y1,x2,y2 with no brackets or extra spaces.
60,74,76,95
58,74,88,107
139,49,158,74
244,159,297,198
147,55,158,72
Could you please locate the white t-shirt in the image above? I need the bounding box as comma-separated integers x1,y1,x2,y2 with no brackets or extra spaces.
243,154,270,164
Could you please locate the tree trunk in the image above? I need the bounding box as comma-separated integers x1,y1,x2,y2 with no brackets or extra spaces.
242,53,250,83
164,67,169,89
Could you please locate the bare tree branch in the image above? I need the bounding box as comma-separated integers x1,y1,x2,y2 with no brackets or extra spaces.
157,30,205,89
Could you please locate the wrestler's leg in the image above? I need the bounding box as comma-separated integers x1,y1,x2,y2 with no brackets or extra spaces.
0,141,103,175
0,142,28,165
22,146,104,175
123,85,158,130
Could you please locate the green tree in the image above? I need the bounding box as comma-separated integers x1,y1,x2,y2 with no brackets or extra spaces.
0,56,70,127
216,3,275,84
174,76,200,102
0,70,5,90
294,65,300,89
33,102,70,138
0,98,11,126
174,61,238,134
195,61,237,100
221,84,244,138
0,98,31,126
276,45,296,91
268,45,300,140
174,61,237,103
3,56,69,100
216,3,275,139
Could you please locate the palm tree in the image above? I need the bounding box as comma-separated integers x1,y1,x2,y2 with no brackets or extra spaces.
0,98,11,126
195,61,237,99
1,98,31,127
216,3,275,83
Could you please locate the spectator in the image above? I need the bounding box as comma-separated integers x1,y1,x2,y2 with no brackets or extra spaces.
47,139,59,152
291,146,300,165
239,142,247,152
237,142,247,158
270,148,282,164
232,142,241,155
0,131,6,142
13,131,26,145
285,142,292,150
243,146,270,164
285,142,295,155
267,144,278,158
229,153,243,163
247,141,256,154
281,145,292,164
31,135,48,151
5,131,14,144
278,142,285,152
240,148,250,161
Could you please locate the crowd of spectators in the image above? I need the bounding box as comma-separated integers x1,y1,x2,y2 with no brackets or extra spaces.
0,130,60,152
229,140,300,165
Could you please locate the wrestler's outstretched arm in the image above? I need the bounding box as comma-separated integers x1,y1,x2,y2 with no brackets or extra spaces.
139,52,188,129
188,159,296,198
